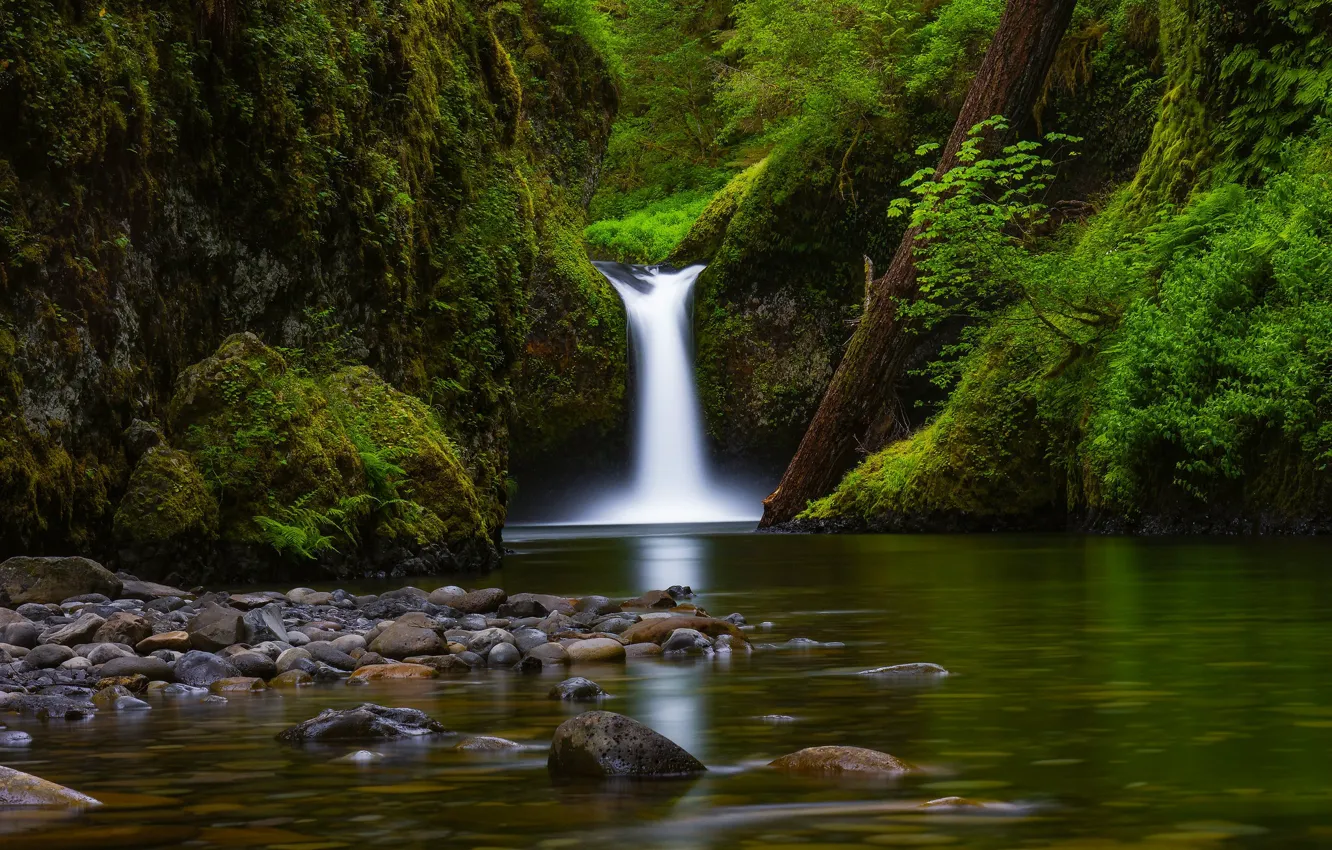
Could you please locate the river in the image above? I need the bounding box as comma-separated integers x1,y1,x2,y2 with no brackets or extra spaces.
6,526,1332,848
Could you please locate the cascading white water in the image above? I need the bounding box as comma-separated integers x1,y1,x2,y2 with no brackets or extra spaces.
576,262,758,524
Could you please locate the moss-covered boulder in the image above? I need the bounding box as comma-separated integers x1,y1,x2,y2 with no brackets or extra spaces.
114,447,217,544
116,334,496,581
324,366,487,545
168,333,366,545
112,446,218,582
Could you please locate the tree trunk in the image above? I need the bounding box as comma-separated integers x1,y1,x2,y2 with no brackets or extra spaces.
759,0,1079,527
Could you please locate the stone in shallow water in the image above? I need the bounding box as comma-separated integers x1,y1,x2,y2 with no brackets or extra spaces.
277,703,450,742
98,654,173,682
859,662,950,677
0,693,95,720
768,746,918,776
548,711,705,778
0,765,101,806
661,628,713,655
269,669,314,688
548,677,607,702
346,663,437,683
455,736,523,751
565,638,626,663
334,750,384,763
174,650,240,687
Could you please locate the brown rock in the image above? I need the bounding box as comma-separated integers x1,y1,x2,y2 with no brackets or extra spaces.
456,736,523,751
402,655,471,675
625,643,664,658
620,617,745,646
453,588,507,615
0,765,101,806
208,677,266,694
96,674,149,694
565,638,626,663
94,612,151,646
768,746,918,776
368,623,443,659
347,663,438,682
186,603,249,652
269,670,314,688
136,631,192,653
619,590,677,610
526,643,569,666
40,613,106,647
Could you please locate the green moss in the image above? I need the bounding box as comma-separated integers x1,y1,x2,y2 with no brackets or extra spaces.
113,447,218,544
325,366,486,544
168,333,366,545
803,334,1059,525
669,159,767,264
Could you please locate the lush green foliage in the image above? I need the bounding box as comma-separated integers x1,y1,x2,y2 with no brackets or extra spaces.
585,189,717,262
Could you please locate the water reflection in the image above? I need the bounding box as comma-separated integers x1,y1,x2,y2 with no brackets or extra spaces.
631,533,707,594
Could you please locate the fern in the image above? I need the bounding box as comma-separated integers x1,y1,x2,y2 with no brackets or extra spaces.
254,512,337,560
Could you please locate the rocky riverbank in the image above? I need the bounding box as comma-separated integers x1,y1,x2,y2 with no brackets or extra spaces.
0,555,757,709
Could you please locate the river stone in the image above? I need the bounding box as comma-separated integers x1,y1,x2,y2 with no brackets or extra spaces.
526,643,570,666
512,628,550,653
661,628,713,655
276,647,313,673
306,641,359,671
487,642,520,666
209,677,266,694
277,703,449,742
456,735,523,751
40,613,106,647
332,634,366,654
619,590,677,611
347,663,437,682
466,627,515,655
549,677,607,701
186,603,249,652
575,595,618,617
93,612,151,646
620,616,744,645
0,608,29,629
566,638,626,663
402,654,471,675
135,631,191,654
497,593,575,619
3,620,39,648
858,662,951,677
768,746,918,776
447,588,503,615
625,642,664,658
83,642,133,666
269,669,314,688
548,711,705,778
0,557,122,606
24,643,75,669
242,603,288,643
0,765,101,806
0,693,95,720
61,656,93,671
0,731,32,747
174,650,240,687
369,623,443,659
229,651,278,680
119,578,190,601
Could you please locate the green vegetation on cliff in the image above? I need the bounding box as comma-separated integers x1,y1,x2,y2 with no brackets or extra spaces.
0,0,622,566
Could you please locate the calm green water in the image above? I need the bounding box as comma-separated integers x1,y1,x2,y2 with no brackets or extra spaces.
5,528,1332,849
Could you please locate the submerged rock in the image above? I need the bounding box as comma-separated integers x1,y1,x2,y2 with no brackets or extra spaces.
768,746,918,776
174,650,241,687
0,693,95,720
548,711,706,778
278,703,449,742
859,663,950,677
548,677,607,702
346,663,437,682
456,735,523,751
620,616,744,645
0,765,101,806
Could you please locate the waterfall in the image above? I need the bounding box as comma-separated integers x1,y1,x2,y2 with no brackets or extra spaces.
575,262,758,525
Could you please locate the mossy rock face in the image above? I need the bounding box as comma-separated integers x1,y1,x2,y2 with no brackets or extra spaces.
168,333,365,544
324,366,487,545
0,556,122,606
114,446,218,544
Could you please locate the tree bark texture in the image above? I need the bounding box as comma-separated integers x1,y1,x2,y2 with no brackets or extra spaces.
759,0,1080,527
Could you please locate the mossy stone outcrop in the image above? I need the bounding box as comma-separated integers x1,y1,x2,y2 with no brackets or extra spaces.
0,0,620,562
113,447,218,546
0,556,122,606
